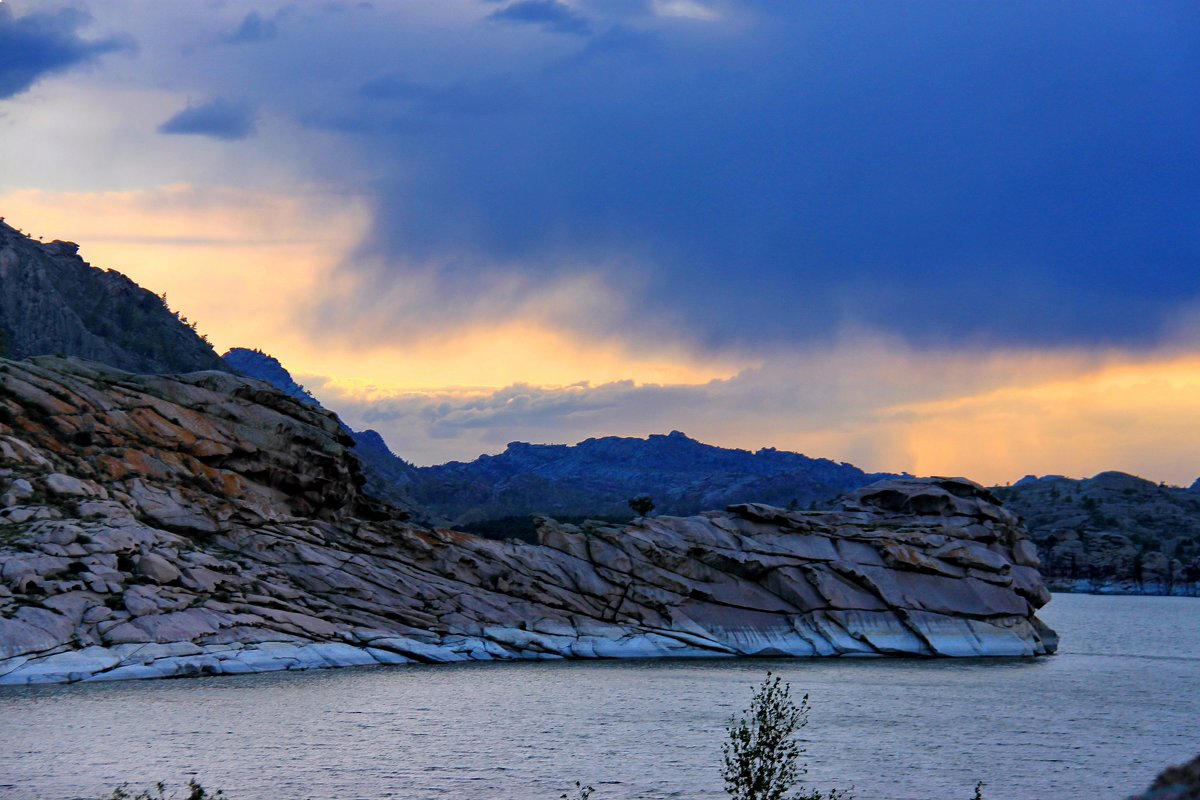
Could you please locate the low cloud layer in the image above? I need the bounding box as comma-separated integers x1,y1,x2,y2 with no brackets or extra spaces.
306,341,1200,486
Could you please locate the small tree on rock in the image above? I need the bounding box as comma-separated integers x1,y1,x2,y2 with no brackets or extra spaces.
628,494,655,518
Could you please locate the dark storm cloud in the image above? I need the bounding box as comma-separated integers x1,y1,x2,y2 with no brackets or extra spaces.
159,98,258,141
289,1,1200,351
0,5,128,100
146,0,1199,352
486,1,593,36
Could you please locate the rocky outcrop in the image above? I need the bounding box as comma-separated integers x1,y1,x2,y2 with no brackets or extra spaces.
0,219,227,374
221,348,317,405
0,356,1055,685
221,346,424,519
994,473,1200,595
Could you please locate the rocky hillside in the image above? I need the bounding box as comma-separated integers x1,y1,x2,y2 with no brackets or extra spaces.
0,356,1055,684
994,473,1200,593
221,348,316,404
219,348,890,529
220,347,423,517
216,349,1199,596
0,219,226,374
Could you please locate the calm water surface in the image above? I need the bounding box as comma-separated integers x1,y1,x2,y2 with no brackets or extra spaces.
1,594,1197,800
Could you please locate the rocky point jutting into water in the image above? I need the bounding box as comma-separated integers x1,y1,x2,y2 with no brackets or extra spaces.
0,356,1056,685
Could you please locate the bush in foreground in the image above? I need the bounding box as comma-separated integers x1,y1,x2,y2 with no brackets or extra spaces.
104,673,999,800
104,779,224,800
722,672,850,800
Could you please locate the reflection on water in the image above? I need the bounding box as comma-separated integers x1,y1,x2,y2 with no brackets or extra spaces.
1,594,1196,800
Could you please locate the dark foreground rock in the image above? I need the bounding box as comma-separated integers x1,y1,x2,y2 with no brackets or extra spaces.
1130,753,1200,800
0,357,1055,685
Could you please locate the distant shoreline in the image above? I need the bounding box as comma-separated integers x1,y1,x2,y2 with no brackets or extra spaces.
1049,582,1199,598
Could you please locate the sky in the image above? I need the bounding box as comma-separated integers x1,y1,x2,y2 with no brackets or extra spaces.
2,0,1199,484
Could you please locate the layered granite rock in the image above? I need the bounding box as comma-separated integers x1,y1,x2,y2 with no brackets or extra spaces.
0,356,1056,685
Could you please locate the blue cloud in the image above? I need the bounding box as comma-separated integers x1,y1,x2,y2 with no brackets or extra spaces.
159,98,258,141
224,11,279,44
487,1,592,36
357,74,526,116
98,1,1200,352
0,5,128,100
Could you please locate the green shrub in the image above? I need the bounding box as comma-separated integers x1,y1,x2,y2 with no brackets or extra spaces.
722,672,850,800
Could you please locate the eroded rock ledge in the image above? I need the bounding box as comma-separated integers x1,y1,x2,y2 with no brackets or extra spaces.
0,357,1056,685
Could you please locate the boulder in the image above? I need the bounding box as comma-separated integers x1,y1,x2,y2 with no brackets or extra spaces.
44,473,100,498
135,553,180,585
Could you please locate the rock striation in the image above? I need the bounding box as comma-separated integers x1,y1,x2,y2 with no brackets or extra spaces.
0,219,226,374
0,356,1056,685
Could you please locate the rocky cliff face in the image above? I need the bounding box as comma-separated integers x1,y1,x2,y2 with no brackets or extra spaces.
995,473,1200,594
220,347,424,518
0,219,226,374
0,356,1056,685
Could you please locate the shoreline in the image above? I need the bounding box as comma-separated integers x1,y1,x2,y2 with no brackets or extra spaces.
1047,581,1200,597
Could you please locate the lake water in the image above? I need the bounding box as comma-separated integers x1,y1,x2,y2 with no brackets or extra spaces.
1,594,1197,800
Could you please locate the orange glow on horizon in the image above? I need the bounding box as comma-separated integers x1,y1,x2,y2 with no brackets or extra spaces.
882,354,1200,485
0,186,746,390
6,185,1200,487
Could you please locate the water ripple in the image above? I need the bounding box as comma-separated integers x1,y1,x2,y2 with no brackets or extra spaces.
0,594,1196,800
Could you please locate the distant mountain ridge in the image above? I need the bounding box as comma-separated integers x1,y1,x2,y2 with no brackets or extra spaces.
0,218,226,374
220,349,897,527
413,431,899,526
995,472,1200,592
